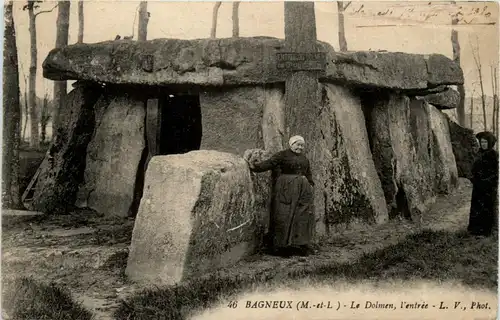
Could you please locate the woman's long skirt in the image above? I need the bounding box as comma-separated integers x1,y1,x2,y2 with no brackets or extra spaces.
269,174,314,249
468,179,498,236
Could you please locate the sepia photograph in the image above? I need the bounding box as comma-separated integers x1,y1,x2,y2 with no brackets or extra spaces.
1,0,499,319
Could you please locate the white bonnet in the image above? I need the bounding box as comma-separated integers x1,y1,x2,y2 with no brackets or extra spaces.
289,135,305,147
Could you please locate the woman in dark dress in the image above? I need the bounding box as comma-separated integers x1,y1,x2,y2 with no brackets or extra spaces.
467,131,499,236
247,135,315,257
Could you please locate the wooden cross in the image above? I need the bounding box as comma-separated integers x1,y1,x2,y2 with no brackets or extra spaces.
282,2,326,235
282,2,325,147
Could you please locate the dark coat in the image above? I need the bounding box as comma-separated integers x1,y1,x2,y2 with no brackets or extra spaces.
250,149,315,250
467,131,499,236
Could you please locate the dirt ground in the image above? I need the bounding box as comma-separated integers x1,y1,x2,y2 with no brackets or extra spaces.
1,178,476,320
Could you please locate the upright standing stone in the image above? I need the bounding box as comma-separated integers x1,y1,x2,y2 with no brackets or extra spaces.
261,87,286,153
427,103,459,193
322,84,388,226
199,87,265,154
76,94,146,217
32,83,102,214
370,95,432,221
408,98,437,203
446,116,479,180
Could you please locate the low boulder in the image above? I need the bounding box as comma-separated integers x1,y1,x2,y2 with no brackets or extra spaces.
125,151,264,286
243,148,273,241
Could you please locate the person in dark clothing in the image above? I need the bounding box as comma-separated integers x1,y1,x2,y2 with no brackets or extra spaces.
467,131,499,236
246,135,315,257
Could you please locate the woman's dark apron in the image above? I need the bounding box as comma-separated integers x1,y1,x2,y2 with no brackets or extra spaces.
269,174,314,248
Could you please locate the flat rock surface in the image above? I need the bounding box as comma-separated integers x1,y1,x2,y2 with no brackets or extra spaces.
43,37,463,91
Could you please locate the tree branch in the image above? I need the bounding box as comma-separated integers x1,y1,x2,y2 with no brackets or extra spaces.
343,1,352,10
34,3,58,18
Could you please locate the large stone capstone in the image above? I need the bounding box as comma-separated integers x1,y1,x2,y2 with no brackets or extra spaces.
43,37,463,91
125,151,264,286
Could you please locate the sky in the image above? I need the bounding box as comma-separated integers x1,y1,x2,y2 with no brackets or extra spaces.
9,0,500,99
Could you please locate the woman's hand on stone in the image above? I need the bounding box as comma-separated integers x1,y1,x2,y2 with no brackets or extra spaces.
245,158,254,169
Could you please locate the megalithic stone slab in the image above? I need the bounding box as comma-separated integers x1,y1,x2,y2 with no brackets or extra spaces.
125,151,264,286
427,103,459,193
31,83,103,214
76,94,146,217
445,116,479,180
321,84,389,227
42,37,464,91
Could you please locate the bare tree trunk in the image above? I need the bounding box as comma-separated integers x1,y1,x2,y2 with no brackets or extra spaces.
479,72,487,131
469,95,474,129
77,0,84,43
138,1,149,41
451,17,466,126
3,0,23,209
471,38,487,131
52,1,70,134
211,2,222,38
496,95,499,140
497,96,499,142
22,76,28,142
28,2,39,149
492,66,499,136
232,2,240,37
40,93,49,144
337,1,349,51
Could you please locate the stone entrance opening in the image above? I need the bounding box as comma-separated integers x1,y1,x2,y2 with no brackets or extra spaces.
129,92,203,218
158,93,202,155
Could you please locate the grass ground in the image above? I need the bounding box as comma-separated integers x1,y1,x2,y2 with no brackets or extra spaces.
2,277,93,320
113,228,497,320
1,178,497,320
2,211,134,320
